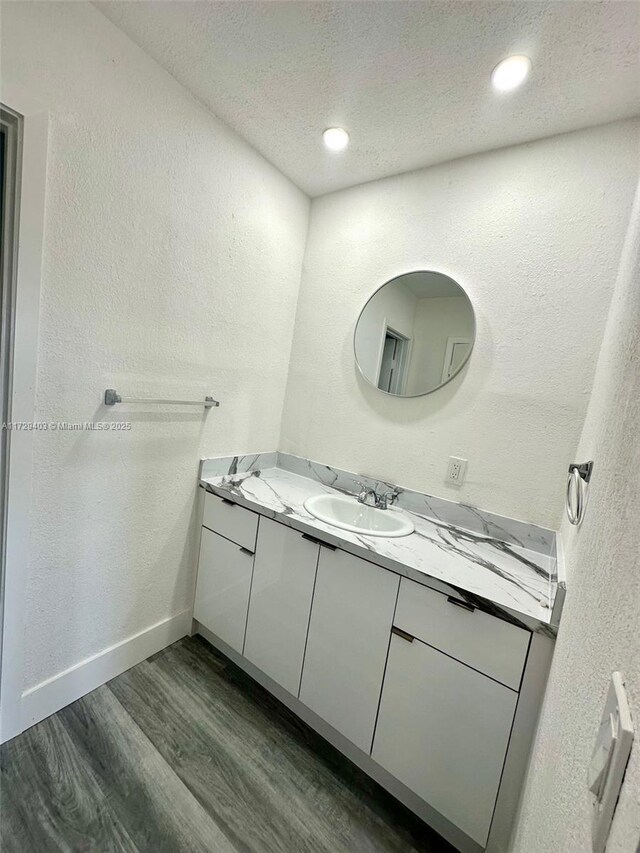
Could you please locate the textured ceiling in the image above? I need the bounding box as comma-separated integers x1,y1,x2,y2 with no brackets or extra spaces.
95,1,640,197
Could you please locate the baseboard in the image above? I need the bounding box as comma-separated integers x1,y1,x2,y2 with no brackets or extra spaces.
18,609,192,734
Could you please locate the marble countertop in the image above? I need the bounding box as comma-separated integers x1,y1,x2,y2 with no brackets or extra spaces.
200,464,560,635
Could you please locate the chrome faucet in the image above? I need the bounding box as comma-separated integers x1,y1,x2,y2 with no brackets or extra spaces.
356,482,378,507
356,482,400,510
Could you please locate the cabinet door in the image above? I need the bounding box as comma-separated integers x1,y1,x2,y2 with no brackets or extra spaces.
299,548,399,754
372,634,518,847
194,527,254,653
244,520,319,695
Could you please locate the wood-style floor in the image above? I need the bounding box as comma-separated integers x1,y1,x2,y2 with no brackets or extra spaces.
1,636,455,853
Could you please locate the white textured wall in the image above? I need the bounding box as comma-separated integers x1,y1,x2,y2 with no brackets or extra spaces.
281,121,640,528
512,181,640,852
1,2,309,690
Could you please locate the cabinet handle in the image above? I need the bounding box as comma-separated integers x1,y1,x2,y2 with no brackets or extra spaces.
301,533,337,551
220,497,235,506
447,595,475,613
239,547,254,556
391,626,414,643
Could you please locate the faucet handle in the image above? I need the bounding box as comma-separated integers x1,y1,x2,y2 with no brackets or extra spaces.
377,488,401,510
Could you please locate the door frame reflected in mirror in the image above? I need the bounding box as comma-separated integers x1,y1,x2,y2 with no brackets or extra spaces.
441,336,473,384
376,323,412,394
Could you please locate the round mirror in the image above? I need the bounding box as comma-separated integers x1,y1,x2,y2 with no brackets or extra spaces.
354,271,475,397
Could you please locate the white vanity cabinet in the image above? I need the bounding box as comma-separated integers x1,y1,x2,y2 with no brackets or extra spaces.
194,487,551,853
298,547,400,753
372,633,518,847
243,519,319,695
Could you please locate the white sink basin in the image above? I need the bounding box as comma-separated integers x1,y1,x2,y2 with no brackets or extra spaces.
303,494,415,538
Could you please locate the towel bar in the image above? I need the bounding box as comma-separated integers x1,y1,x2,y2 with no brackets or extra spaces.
104,389,219,408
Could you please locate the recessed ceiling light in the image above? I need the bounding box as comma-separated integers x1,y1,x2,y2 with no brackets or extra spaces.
323,127,350,151
491,55,531,92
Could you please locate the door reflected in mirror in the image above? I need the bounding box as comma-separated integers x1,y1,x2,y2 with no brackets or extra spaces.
354,271,475,397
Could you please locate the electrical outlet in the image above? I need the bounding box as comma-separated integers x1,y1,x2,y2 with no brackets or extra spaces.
446,456,468,486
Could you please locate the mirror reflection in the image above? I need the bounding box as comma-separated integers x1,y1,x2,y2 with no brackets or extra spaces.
354,271,475,397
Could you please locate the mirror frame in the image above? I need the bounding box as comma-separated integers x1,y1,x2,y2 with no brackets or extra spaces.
353,270,476,398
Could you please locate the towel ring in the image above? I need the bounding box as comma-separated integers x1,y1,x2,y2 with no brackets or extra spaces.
566,461,593,526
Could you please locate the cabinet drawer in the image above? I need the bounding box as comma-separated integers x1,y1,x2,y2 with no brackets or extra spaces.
394,578,530,690
202,491,259,553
